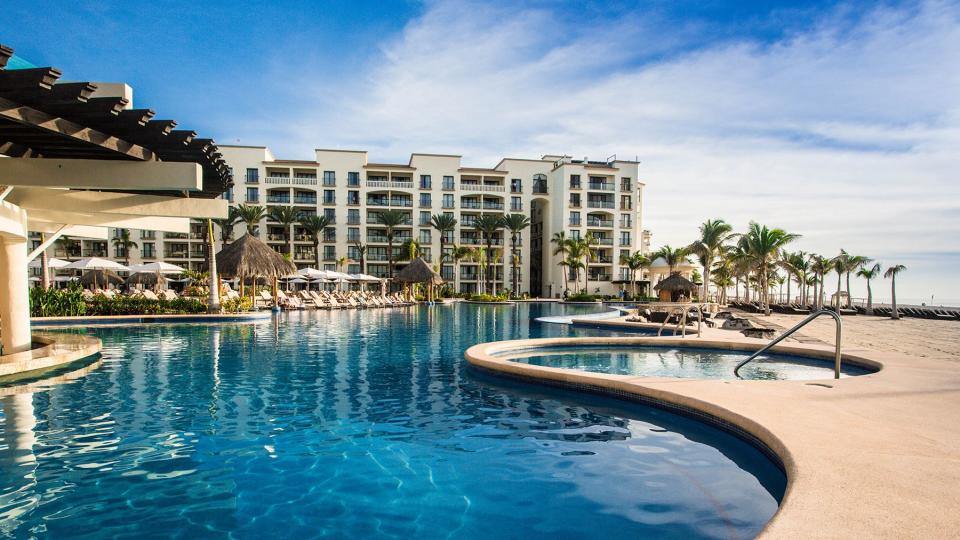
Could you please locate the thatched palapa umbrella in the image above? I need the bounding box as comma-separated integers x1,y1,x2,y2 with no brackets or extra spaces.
653,272,698,302
215,234,296,306
79,269,124,288
396,257,443,302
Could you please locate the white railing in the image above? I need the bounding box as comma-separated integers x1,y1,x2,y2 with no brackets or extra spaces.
461,184,505,193
265,176,318,185
367,180,414,189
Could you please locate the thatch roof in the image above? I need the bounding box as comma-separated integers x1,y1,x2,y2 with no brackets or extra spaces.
126,272,170,287
396,257,443,284
653,272,698,292
79,269,123,287
215,234,296,279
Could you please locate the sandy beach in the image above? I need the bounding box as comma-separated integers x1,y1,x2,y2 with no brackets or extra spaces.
736,312,960,363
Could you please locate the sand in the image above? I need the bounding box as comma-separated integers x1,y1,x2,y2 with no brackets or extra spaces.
738,312,960,363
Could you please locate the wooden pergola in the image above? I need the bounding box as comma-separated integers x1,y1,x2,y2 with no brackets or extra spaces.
0,43,231,353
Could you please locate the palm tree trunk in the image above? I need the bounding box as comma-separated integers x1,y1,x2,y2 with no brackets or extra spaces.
584,255,590,296
835,272,842,310
865,279,874,316
891,276,899,319
387,239,394,279
845,271,852,308
763,270,771,315
39,233,50,290
485,240,493,295
314,239,320,269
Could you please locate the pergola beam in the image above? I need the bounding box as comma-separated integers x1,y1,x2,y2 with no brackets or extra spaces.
26,210,192,233
0,158,203,192
7,186,227,218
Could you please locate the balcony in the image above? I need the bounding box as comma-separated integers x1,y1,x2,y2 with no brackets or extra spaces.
189,250,207,259
587,218,614,228
267,195,290,204
166,251,188,259
189,232,206,240
588,182,615,191
591,237,614,246
597,256,613,264
366,180,414,189
587,200,615,209
82,250,107,258
165,233,189,239
267,234,287,242
460,183,505,193
588,273,612,281
295,251,316,261
367,216,412,225
265,176,317,185
294,196,317,205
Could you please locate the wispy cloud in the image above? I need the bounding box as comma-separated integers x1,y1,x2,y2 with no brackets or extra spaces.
266,0,960,300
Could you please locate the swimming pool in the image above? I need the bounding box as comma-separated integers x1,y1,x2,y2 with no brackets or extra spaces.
0,303,784,539
498,344,874,380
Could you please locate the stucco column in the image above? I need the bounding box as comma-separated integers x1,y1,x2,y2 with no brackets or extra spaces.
0,234,32,354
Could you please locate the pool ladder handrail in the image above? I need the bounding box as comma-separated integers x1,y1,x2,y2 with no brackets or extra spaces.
656,304,706,338
733,309,843,379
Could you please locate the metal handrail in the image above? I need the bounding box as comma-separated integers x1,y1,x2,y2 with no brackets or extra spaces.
734,309,843,379
657,305,704,338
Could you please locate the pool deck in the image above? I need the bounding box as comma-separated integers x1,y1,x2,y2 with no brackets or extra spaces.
464,333,960,539
0,332,101,381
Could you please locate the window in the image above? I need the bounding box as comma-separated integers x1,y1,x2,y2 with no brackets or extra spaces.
510,197,522,211
140,230,155,240
347,209,360,225
223,188,233,202
419,229,432,243
569,193,581,208
246,187,259,203
323,190,336,204
510,178,522,193
348,264,360,274
533,173,547,194
620,231,632,246
442,175,455,190
347,190,360,205
245,168,259,183
620,249,630,260
420,175,432,189
323,228,336,242
419,193,432,208
323,208,336,222
419,211,431,226
570,174,581,189
621,195,632,210
347,228,361,242
323,245,336,260
569,211,581,226
142,242,155,258
323,171,336,186
442,194,455,208
570,229,581,240
621,177,632,191
621,213,632,228
114,244,127,258
347,172,360,186
348,245,361,259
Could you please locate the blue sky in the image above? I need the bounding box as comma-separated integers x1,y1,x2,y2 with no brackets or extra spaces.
3,0,959,302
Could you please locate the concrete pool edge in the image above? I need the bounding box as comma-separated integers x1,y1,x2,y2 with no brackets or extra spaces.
0,332,101,381
464,336,960,539
32,311,273,327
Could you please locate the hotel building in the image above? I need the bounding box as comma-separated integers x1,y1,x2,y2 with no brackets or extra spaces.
40,146,649,297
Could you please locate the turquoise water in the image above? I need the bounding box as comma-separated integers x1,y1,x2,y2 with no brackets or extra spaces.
504,345,872,380
0,303,784,539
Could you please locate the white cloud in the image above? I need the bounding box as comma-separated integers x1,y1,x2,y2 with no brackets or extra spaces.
272,0,960,302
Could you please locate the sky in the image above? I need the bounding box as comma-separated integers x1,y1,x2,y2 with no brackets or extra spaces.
3,0,959,303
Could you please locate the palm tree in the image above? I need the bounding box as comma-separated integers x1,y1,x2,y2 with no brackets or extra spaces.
501,213,531,297
472,214,504,294
830,252,848,309
56,235,81,258
565,254,584,293
857,262,882,315
884,264,906,320
842,251,871,308
450,244,471,295
687,219,734,302
335,256,348,272
111,228,138,266
471,246,487,293
235,204,267,235
213,206,240,244
780,251,807,306
620,252,650,298
551,231,571,293
268,206,302,255
578,233,597,294
430,213,458,277
353,242,367,274
376,209,409,279
809,254,830,309
653,244,691,274
738,223,800,315
401,238,421,261
298,214,331,269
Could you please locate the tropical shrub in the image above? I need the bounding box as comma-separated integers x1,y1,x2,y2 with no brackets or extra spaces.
29,284,86,317
566,292,601,302
85,296,206,316
468,292,510,302
221,295,253,313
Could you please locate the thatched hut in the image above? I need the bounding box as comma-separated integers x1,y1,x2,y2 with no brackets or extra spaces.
126,272,167,289
79,269,123,289
653,272,698,302
215,234,296,304
396,257,443,302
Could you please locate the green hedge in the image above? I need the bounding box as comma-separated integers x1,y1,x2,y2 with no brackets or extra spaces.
468,293,510,302
30,284,206,317
29,284,86,317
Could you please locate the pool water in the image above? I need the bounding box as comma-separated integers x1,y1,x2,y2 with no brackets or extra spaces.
504,345,873,380
0,303,784,539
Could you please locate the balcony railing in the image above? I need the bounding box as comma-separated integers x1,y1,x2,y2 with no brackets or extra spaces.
265,176,317,185
167,251,188,259
460,183,505,193
591,238,614,246
588,183,615,191
267,234,287,242
587,200,615,209
267,195,290,204
588,274,612,281
82,250,107,258
366,216,412,225
294,196,317,205
587,219,614,228
366,180,414,189
165,233,189,239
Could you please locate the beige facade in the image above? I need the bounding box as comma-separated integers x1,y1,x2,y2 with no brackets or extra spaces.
40,146,650,297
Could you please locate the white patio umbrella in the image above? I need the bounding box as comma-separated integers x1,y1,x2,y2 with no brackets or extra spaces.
63,257,130,290
28,257,70,269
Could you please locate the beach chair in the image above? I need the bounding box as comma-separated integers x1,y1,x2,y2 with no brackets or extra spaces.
162,290,178,301
258,290,274,309
141,290,160,301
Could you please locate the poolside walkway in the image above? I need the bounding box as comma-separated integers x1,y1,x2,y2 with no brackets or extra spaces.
465,333,960,539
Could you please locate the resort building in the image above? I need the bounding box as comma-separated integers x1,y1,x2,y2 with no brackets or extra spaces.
73,146,650,297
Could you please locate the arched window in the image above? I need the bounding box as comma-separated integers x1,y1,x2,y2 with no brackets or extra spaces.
532,174,547,194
